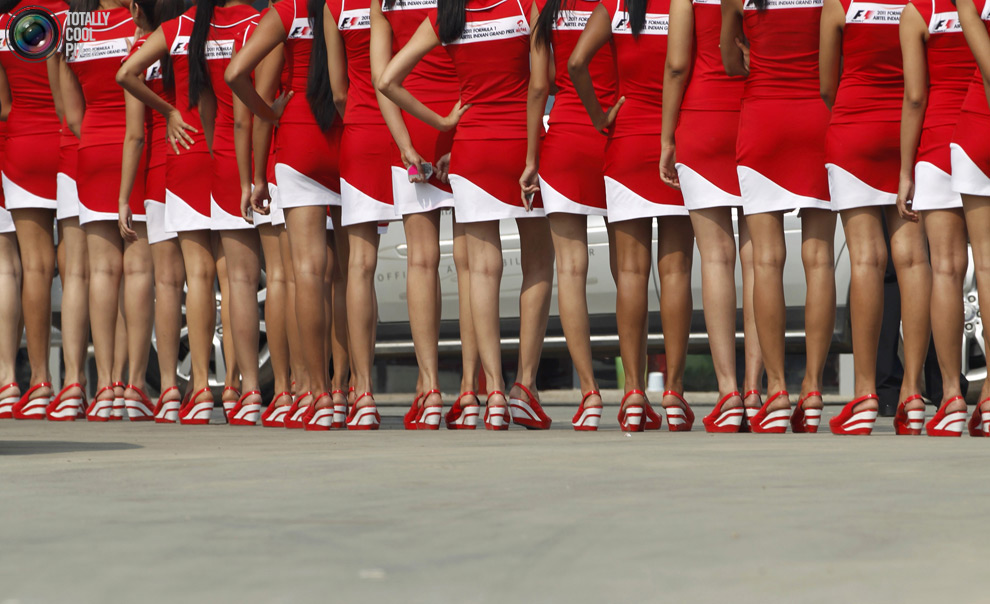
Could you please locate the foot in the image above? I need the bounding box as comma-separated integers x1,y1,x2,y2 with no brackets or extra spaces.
483,391,510,430
418,390,443,430
304,392,335,431
508,382,551,429
797,390,823,412
110,382,126,420
314,391,334,411
0,382,21,418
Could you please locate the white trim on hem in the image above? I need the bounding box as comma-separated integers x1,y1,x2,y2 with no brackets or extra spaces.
911,161,962,211
950,143,990,197
826,163,896,211
604,176,688,223
539,175,607,216
449,173,546,223
738,166,830,215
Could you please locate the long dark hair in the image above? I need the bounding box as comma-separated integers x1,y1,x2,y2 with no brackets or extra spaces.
133,0,185,89
625,0,646,36
533,0,571,48
306,0,335,130
436,0,466,44
188,0,224,107
752,0,769,9
65,0,100,57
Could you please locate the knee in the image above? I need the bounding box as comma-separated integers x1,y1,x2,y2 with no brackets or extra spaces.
406,246,440,274
700,238,736,269
802,241,835,273
184,260,215,284
555,250,588,281
849,242,887,274
347,251,377,278
752,242,786,272
293,252,326,281
472,254,503,280
930,250,967,279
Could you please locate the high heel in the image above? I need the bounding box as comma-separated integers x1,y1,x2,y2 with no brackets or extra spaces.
228,390,262,426
346,392,381,430
703,391,744,433
284,392,315,429
0,382,20,418
85,386,114,422
509,383,552,430
662,390,694,432
894,394,925,435
791,391,823,433
153,386,182,424
222,386,241,423
403,392,423,430
483,391,510,430
179,387,215,425
829,394,878,435
417,389,443,430
305,393,335,431
46,383,85,421
109,382,125,421
124,386,155,421
748,390,791,434
260,391,293,428
12,382,52,420
572,390,602,431
926,395,967,437
617,389,660,433
739,390,762,433
969,397,990,437
331,389,348,429
446,391,480,430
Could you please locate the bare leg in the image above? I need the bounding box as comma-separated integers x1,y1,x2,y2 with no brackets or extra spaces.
216,243,240,401
285,206,329,397
465,220,507,405
885,205,930,413
178,230,217,400
657,216,694,410
329,206,351,395
57,218,89,399
613,218,653,409
86,221,124,404
0,232,22,393
404,210,443,407
219,229,262,408
11,208,56,399
738,217,764,407
453,216,480,401
345,222,380,402
799,208,837,411
922,208,968,414
259,224,290,397
510,217,554,403
150,236,184,404
122,223,154,397
743,211,790,412
279,226,307,394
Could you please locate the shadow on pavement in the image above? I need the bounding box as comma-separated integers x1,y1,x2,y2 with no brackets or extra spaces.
0,441,143,456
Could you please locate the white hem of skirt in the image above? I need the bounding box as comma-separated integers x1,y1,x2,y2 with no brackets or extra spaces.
950,143,990,197
340,178,396,227
391,166,455,216
56,173,80,221
275,163,340,208
676,163,741,210
738,166,830,215
2,172,57,210
911,161,962,211
165,188,211,232
826,164,896,211
539,175,607,216
604,176,688,223
449,173,546,223
0,206,15,233
211,197,254,231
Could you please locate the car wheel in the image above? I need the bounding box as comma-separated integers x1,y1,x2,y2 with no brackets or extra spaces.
962,246,986,388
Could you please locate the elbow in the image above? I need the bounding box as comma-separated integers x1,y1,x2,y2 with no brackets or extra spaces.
904,94,925,110
723,63,746,77
332,91,347,109
115,66,131,88
566,56,586,80
224,64,243,88
128,133,146,148
375,75,393,98
529,81,550,101
666,62,688,81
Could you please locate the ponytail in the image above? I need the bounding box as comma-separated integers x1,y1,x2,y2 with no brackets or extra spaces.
753,0,769,8
306,0,335,130
626,0,645,36
134,0,185,90
436,0,467,44
188,0,223,107
533,0,569,48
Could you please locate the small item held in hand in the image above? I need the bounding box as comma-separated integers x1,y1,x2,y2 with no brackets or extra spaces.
408,162,434,182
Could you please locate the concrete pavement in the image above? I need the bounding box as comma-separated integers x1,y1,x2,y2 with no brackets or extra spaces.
2,394,990,604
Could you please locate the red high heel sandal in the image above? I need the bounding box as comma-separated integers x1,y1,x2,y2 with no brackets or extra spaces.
403,392,424,430
331,389,348,429
894,394,925,435
662,390,694,432
260,391,293,428
284,392,315,429
483,391,510,431
572,390,602,431
968,397,990,437
153,387,182,424
179,387,215,425
86,386,114,422
829,394,878,435
739,390,762,433
617,389,660,433
748,390,791,434
926,395,967,437
222,387,241,423
418,390,443,430
703,391,744,433
346,392,381,430
509,383,552,430
0,382,21,418
124,385,155,421
305,393,335,431
229,391,263,426
792,391,823,433
47,383,85,421
12,382,52,420
446,391,480,430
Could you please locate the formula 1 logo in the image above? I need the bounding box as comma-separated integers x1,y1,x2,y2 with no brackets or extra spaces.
171,35,189,55
930,11,961,32
288,17,313,39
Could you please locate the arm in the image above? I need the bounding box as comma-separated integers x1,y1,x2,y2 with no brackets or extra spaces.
958,0,990,111
659,0,694,189
46,56,64,121
325,4,350,117
225,9,288,122
117,27,197,152
248,45,283,215
60,59,85,138
720,0,748,76
378,18,469,131
118,91,146,241
819,0,844,109
897,3,928,222
520,0,548,208
0,63,10,121
233,93,254,221
568,4,623,133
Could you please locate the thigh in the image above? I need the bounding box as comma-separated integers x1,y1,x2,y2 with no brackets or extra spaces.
612,218,653,274
744,211,787,259
839,207,885,256
85,221,124,265
658,215,695,263
516,216,553,260
801,208,837,248
923,209,968,262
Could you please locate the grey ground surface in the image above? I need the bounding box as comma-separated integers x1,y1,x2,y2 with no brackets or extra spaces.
2,391,990,604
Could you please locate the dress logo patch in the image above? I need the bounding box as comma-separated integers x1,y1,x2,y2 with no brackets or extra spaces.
845,2,903,23
743,0,823,10
204,38,235,60
446,15,530,44
66,37,129,63
929,11,962,32
382,0,437,12
287,17,313,39
339,8,372,30
611,11,669,34
554,10,593,31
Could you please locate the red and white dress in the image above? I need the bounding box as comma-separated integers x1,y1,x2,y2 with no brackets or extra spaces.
950,0,990,196
126,35,175,244
537,0,615,215
273,0,345,211
0,0,65,211
203,4,259,230
327,0,396,226
737,0,830,214
382,0,457,215
161,7,212,231
675,0,744,209
825,0,906,209
433,0,545,222
0,122,11,233
55,7,81,221
604,0,685,221
909,0,974,210
67,7,145,225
